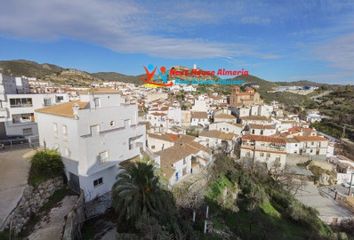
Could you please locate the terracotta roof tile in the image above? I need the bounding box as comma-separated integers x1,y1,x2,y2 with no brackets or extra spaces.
294,136,327,142
242,134,286,144
35,101,89,118
191,111,208,119
199,130,235,140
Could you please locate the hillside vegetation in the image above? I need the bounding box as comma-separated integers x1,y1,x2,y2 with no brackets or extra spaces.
0,60,142,86
92,72,143,85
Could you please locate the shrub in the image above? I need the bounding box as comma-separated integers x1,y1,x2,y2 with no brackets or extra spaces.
29,150,64,186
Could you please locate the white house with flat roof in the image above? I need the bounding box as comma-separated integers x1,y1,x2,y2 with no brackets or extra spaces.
35,89,146,201
0,73,69,137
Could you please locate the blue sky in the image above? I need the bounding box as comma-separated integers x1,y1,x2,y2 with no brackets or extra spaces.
0,0,353,84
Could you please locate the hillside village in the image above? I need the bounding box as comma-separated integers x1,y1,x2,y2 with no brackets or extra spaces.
0,70,353,239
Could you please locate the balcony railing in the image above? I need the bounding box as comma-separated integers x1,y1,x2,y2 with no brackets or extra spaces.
10,104,33,108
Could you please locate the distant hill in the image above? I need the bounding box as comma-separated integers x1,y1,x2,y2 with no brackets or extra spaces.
231,75,314,106
0,59,64,78
275,80,332,87
92,72,143,85
234,74,277,92
0,60,143,86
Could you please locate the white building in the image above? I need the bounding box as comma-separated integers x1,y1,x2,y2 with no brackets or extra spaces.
155,141,211,186
198,130,236,153
248,124,277,136
147,133,195,152
240,135,287,169
191,111,209,127
191,95,209,112
35,90,146,201
307,112,322,123
209,122,244,135
0,73,69,137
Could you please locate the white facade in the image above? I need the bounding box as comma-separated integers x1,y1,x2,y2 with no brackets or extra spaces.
240,135,287,169
248,124,277,136
3,93,68,136
167,107,182,126
209,122,243,135
191,96,209,112
35,92,146,201
191,116,209,127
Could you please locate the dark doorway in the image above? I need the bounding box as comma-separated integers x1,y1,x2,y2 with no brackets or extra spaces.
69,172,80,193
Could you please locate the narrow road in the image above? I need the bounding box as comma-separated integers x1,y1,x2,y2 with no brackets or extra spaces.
28,196,78,240
310,90,332,101
0,148,33,228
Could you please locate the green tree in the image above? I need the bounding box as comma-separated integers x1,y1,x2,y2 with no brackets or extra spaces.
29,149,64,186
112,162,163,223
112,162,194,239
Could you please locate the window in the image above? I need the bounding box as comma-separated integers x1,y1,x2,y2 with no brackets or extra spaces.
129,138,134,150
9,98,32,108
266,153,270,158
311,142,314,145
56,96,64,103
276,157,281,161
110,121,115,127
43,98,52,106
94,98,100,107
260,130,264,135
62,125,68,137
12,113,34,123
183,158,186,165
93,177,103,187
252,129,255,134
98,151,109,163
260,152,264,157
90,125,100,135
23,128,33,136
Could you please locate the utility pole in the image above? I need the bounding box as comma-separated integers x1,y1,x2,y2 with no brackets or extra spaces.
342,125,346,139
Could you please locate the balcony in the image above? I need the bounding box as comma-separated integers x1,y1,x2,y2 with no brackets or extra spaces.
243,142,285,150
241,144,286,153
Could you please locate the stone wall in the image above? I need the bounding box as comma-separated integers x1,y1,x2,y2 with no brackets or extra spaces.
4,177,63,233
62,190,85,240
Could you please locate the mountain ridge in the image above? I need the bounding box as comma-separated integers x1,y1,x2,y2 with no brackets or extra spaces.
0,59,340,87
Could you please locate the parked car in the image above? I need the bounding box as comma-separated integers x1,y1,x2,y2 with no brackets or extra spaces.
0,135,27,145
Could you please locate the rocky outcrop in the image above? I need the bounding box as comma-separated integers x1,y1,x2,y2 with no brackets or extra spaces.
62,191,85,240
4,177,64,233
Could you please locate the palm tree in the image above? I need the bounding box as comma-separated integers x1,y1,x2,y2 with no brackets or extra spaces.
112,162,165,223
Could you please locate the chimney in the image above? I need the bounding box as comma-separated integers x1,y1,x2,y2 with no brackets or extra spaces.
72,103,80,119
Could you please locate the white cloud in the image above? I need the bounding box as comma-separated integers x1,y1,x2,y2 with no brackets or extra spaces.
0,0,279,59
314,33,354,71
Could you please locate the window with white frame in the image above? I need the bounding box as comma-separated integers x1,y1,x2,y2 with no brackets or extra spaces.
90,125,100,135
98,151,109,164
93,177,103,187
62,125,68,137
